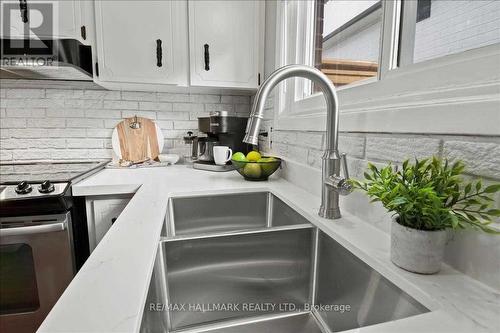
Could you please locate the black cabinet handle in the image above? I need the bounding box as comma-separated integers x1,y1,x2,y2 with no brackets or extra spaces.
156,39,162,67
204,44,210,71
19,0,28,23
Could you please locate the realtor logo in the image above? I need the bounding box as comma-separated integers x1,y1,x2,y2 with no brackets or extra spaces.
1,1,57,65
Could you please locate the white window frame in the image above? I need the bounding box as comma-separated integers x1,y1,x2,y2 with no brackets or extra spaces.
274,0,500,136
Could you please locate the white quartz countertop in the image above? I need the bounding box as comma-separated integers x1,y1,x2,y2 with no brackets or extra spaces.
38,165,500,333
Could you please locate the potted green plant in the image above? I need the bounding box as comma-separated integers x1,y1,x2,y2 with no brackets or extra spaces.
350,157,500,274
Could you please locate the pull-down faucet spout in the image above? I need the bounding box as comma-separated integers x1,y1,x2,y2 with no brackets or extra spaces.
243,65,351,219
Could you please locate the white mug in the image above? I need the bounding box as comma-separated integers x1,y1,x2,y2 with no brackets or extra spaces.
213,146,233,165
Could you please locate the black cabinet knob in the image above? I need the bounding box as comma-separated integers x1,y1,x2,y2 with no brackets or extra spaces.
38,180,55,193
15,180,32,194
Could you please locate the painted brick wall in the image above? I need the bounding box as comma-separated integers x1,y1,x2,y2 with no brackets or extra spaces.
0,85,251,162
414,0,500,62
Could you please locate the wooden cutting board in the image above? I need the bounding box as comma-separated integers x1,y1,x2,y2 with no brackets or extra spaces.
114,117,161,162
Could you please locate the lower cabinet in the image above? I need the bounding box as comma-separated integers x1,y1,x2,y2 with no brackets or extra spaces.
85,195,132,252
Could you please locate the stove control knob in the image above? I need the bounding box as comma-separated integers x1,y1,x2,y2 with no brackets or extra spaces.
15,181,32,194
38,180,55,194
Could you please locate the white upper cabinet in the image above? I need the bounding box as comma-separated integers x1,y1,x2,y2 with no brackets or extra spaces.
93,0,188,86
188,0,264,89
1,0,89,43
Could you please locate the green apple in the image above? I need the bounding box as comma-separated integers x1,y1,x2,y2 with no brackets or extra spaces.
258,157,278,175
232,152,248,162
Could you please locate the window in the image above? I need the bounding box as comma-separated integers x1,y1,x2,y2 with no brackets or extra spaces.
416,0,431,23
317,0,382,87
274,0,500,135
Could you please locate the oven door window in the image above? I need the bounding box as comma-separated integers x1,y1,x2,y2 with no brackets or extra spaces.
0,244,40,314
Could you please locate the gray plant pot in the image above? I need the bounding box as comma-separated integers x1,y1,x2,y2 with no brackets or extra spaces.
390,217,448,274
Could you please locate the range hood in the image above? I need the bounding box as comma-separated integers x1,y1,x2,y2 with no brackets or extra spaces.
0,38,93,81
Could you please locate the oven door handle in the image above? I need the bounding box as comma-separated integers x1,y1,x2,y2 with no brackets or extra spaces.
0,222,66,237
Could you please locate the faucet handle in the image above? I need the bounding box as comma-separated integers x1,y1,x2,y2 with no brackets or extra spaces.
324,153,352,196
340,153,349,180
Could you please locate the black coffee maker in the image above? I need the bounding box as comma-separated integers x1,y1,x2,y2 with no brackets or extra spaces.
184,111,251,171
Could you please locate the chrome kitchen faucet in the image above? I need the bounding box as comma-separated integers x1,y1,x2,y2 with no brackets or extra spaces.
243,65,352,219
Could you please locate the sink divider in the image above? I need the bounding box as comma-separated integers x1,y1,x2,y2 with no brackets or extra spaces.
160,223,313,243
265,192,273,228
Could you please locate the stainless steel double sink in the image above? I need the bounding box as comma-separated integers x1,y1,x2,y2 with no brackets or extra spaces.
141,192,428,333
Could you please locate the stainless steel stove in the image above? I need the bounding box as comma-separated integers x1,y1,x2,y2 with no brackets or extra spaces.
0,160,107,333
0,160,106,200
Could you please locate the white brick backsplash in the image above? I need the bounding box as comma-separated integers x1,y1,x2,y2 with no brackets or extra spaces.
189,110,210,120
366,136,441,162
104,119,121,128
173,121,198,130
122,91,157,101
66,118,104,128
64,99,103,109
307,148,322,169
0,86,251,161
157,112,189,120
2,98,53,108
6,89,45,98
48,129,87,138
122,110,157,119
339,134,365,158
161,129,187,139
190,94,220,103
8,129,48,138
87,149,113,159
83,90,121,100
38,139,67,149
205,103,234,112
6,138,66,149
138,102,172,111
46,108,85,118
296,132,323,149
1,118,26,128
6,108,45,117
155,120,174,130
27,118,65,128
0,150,12,161
67,139,104,149
1,139,26,149
274,131,297,144
235,104,250,114
103,100,138,110
86,129,113,138
46,89,84,99
443,140,500,179
172,103,194,112
221,95,250,104
13,149,51,160
85,109,121,119
157,93,190,102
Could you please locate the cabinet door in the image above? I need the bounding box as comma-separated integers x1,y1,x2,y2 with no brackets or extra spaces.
0,0,83,40
188,0,263,88
94,0,188,85
90,197,130,251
